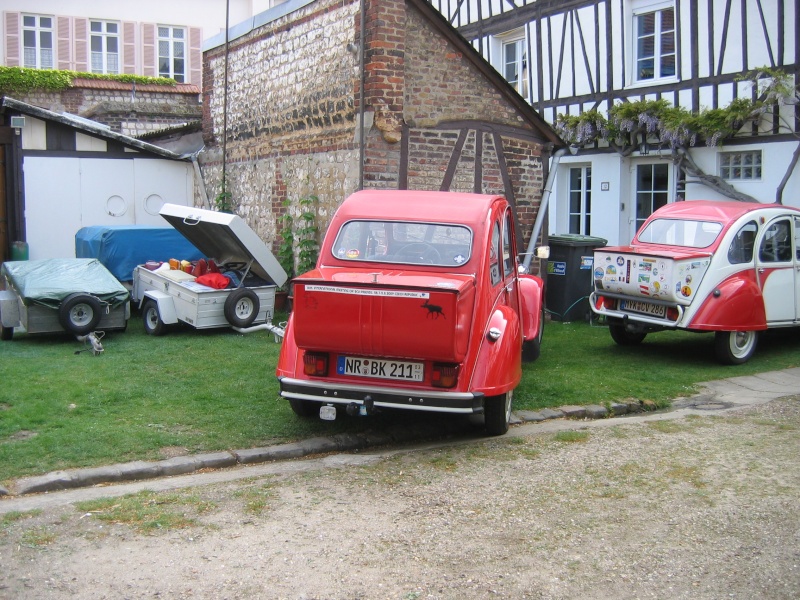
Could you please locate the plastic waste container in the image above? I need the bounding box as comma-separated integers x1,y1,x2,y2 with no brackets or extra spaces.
545,234,607,321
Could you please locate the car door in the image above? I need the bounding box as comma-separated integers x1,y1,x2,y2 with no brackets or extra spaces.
756,216,796,324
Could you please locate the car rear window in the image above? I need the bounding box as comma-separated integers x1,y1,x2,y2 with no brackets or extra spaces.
332,220,473,266
637,218,723,248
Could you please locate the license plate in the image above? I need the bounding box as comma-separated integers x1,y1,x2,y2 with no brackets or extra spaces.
621,300,666,317
337,356,424,382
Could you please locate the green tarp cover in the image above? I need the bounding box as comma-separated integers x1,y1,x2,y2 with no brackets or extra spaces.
1,259,130,310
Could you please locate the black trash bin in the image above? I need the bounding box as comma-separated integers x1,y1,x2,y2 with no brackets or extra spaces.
545,234,607,321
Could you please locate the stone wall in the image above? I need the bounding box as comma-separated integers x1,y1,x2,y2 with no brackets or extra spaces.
199,0,549,262
11,80,202,137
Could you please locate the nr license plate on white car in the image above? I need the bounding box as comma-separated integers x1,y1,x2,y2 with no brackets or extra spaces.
621,299,666,317
337,356,424,382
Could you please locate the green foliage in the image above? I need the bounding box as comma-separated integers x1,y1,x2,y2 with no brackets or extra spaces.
0,66,176,95
214,186,233,213
277,195,320,281
555,66,797,151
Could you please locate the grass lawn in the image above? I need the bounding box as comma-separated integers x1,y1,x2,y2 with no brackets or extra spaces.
2,312,799,481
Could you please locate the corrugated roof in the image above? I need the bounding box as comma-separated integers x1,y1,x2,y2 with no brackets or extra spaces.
0,96,190,161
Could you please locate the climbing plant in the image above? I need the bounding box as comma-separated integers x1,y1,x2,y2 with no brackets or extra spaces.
555,67,799,203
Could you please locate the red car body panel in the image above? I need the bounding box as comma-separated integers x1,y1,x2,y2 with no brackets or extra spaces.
276,190,543,419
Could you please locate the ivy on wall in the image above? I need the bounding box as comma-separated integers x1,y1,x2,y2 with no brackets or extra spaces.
0,66,177,96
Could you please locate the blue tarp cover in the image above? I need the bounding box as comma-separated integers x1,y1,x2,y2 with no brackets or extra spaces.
1,259,130,309
75,225,203,282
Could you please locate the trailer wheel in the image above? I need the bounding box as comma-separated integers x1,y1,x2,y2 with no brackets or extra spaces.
142,299,167,336
58,293,102,335
715,330,758,365
224,288,260,327
289,398,319,417
484,390,512,436
0,325,12,341
609,322,647,346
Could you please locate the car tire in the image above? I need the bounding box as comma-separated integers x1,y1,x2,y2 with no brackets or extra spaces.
522,306,545,362
58,293,102,335
609,322,647,346
224,288,260,328
289,398,319,418
715,330,758,365
484,390,512,436
142,299,167,336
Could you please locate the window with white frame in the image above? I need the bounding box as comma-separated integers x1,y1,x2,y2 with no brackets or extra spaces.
633,2,675,82
158,26,186,83
720,151,762,180
568,166,592,235
90,20,120,74
22,15,54,69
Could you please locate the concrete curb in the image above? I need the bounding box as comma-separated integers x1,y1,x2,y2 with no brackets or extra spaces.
2,400,657,498
4,367,798,498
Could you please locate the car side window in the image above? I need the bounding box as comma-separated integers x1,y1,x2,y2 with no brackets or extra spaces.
502,210,514,278
489,222,502,286
759,219,792,263
727,221,757,264
796,217,800,261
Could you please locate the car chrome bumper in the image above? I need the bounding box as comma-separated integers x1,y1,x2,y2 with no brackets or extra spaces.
278,377,485,414
590,292,684,328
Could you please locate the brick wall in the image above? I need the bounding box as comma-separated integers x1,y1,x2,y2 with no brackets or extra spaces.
199,0,549,259
12,80,201,136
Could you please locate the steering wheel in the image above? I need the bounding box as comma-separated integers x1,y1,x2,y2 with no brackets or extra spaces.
396,242,442,264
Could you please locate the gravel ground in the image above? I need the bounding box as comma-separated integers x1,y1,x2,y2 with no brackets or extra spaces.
1,397,799,600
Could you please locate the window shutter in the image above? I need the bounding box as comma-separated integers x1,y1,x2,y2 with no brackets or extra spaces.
73,17,88,72
4,12,20,67
57,16,72,70
122,21,136,74
141,23,155,77
189,26,202,86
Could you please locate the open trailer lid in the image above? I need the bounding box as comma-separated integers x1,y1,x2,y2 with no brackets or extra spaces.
159,203,288,288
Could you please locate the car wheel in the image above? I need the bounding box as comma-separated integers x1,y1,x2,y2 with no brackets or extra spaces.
522,305,545,362
0,305,12,341
142,300,167,336
58,293,102,335
484,390,512,436
609,322,647,346
715,330,758,365
289,398,319,417
224,288,260,328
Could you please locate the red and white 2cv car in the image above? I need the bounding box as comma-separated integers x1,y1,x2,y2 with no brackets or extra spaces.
276,190,545,435
591,200,800,364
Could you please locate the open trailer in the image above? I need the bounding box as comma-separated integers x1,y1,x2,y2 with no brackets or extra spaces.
131,204,288,336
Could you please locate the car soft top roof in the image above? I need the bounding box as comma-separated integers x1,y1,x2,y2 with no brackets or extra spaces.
645,200,800,223
333,190,504,225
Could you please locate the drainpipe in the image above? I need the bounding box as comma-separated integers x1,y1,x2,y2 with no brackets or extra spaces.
190,147,211,209
522,147,567,271
358,0,366,190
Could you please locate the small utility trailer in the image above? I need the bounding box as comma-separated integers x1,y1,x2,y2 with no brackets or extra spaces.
0,258,130,353
131,204,288,336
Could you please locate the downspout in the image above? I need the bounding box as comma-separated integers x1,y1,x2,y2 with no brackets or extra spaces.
190,147,212,210
522,147,567,271
358,0,366,190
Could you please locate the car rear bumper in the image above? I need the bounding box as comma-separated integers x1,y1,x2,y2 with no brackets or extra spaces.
278,377,485,414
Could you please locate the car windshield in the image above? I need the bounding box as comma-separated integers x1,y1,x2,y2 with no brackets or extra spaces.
637,218,723,248
332,220,473,266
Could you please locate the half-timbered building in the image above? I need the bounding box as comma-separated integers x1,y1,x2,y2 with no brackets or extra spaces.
426,0,799,245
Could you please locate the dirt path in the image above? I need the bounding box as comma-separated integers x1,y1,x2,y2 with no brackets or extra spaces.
1,397,799,600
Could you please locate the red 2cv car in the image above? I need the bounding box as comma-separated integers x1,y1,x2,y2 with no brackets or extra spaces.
276,190,545,435
591,200,800,364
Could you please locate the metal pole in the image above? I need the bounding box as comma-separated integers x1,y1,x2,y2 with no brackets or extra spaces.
221,0,230,196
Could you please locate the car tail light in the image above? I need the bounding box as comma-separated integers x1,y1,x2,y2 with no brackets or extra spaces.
303,352,328,376
595,295,613,310
431,363,458,388
667,307,680,322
